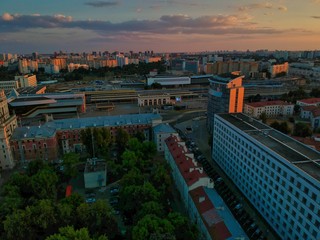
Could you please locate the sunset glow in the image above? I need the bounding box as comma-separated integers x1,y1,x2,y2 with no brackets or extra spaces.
1,0,320,53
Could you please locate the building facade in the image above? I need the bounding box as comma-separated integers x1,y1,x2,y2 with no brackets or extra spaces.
137,93,171,107
11,113,162,163
269,62,289,77
244,100,294,118
153,123,178,152
212,113,320,240
206,73,244,132
14,74,37,88
0,90,18,169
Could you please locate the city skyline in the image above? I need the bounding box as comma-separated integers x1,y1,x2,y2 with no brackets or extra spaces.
1,0,320,54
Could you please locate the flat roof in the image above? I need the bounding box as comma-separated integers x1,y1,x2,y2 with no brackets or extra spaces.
153,123,177,134
11,113,162,140
217,113,320,182
53,113,162,130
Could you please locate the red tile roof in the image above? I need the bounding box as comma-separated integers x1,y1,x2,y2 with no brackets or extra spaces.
301,105,318,111
298,98,320,104
246,100,292,108
165,135,207,187
189,187,232,240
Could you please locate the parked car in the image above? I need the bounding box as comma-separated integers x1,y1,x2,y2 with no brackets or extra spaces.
109,197,119,206
110,186,120,195
86,197,96,203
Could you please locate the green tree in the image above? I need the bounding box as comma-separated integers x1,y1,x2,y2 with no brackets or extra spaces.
122,150,139,170
294,104,301,115
3,209,34,240
116,128,130,154
150,164,172,199
134,201,165,223
29,199,57,234
76,200,119,239
63,152,80,179
31,168,59,199
293,122,312,137
46,226,108,240
132,214,175,240
120,182,160,217
259,112,267,123
167,212,199,240
134,131,146,142
27,159,46,176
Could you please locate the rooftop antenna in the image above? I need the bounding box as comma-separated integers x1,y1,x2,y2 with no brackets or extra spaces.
91,128,95,158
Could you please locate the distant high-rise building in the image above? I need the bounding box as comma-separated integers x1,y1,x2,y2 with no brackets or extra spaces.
32,52,38,60
206,72,244,132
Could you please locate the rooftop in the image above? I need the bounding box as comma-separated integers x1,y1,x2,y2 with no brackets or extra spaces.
246,100,293,108
297,98,320,104
153,123,177,134
189,186,247,240
53,113,161,130
165,135,208,187
11,113,162,140
217,113,320,182
84,158,106,173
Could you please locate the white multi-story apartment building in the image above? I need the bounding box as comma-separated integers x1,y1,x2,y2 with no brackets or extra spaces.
212,113,320,240
244,100,294,118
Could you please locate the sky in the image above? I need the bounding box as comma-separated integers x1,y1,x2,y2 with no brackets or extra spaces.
1,0,320,54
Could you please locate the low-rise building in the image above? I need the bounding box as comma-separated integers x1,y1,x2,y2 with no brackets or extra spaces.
10,113,162,163
84,158,107,189
244,100,294,118
297,98,320,107
153,123,178,152
164,135,247,240
137,93,171,107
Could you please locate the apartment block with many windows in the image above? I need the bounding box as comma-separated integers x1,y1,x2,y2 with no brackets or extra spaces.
212,113,320,240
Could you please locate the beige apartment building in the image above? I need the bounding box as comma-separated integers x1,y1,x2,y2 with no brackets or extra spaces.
0,90,17,169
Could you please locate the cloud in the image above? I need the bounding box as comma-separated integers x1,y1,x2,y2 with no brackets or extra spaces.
238,3,273,11
278,6,287,12
84,1,119,7
238,3,287,12
2,12,14,21
311,16,320,19
0,12,288,37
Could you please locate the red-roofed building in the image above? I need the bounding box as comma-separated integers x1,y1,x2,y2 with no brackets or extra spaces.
297,98,320,107
300,105,318,119
300,105,320,129
189,187,232,240
244,100,294,118
164,135,214,205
